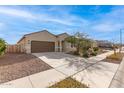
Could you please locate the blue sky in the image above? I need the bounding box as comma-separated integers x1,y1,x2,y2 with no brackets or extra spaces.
0,5,123,44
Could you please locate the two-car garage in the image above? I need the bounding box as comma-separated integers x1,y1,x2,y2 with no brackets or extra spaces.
31,41,55,53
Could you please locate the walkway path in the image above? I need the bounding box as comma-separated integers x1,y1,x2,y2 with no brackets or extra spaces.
109,57,124,88
0,51,118,88
73,61,118,88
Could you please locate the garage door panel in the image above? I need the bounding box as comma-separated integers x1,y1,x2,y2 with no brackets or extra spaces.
31,41,55,53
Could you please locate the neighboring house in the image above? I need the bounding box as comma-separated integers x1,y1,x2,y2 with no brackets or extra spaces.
17,30,76,53
95,40,113,49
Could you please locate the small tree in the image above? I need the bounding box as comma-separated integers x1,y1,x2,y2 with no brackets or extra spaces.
0,38,6,56
65,32,92,56
112,44,118,55
111,39,118,55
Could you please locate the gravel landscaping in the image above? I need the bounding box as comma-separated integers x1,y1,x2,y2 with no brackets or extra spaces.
0,53,52,84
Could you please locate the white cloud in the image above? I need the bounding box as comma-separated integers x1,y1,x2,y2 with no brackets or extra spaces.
0,7,36,19
0,6,89,27
0,22,5,28
0,6,71,25
0,23,5,37
0,23,3,26
33,10,89,27
36,14,74,26
0,33,5,37
2,6,123,33
89,6,124,32
42,16,89,27
46,18,73,26
104,6,124,20
91,22,122,32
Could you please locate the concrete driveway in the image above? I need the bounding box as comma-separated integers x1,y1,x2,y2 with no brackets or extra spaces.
33,52,76,68
33,52,102,76
33,52,101,67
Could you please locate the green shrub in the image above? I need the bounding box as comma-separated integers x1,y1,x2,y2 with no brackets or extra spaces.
93,47,99,51
91,52,97,56
0,38,6,56
73,51,79,55
83,52,89,58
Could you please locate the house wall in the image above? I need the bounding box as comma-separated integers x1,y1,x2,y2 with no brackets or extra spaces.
17,37,27,52
18,31,76,53
64,41,76,53
57,34,76,52
57,34,68,52
17,37,26,45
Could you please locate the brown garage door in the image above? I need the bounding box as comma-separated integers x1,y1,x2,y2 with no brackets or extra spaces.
31,41,55,53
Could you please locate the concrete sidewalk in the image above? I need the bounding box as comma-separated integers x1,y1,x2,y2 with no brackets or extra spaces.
109,57,124,88
0,69,67,88
73,62,119,88
88,51,114,61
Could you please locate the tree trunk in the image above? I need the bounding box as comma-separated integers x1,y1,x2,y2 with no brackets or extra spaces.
76,44,80,55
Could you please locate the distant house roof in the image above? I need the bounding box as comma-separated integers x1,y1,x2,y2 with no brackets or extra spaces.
95,40,113,48
17,30,69,44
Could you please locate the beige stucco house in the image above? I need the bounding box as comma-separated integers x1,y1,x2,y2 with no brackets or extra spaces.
17,30,76,53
